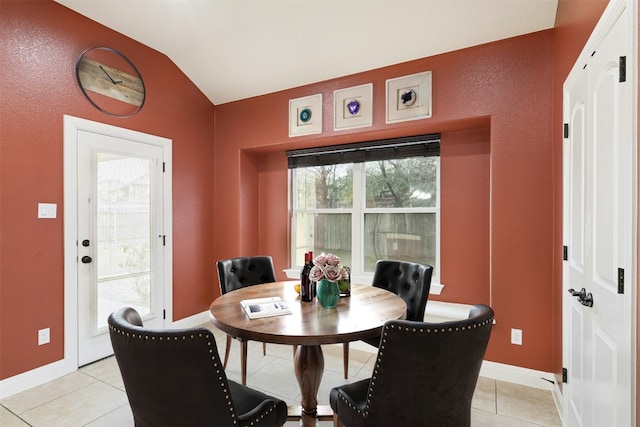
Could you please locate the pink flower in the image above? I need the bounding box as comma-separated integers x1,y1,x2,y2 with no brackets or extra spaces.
308,253,349,282
309,265,325,281
325,254,340,266
313,254,328,266
324,265,342,281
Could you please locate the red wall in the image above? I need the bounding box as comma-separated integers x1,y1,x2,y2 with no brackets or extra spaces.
214,32,555,370
0,0,613,382
0,0,216,379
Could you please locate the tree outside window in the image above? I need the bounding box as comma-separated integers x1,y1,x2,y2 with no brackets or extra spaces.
292,153,439,279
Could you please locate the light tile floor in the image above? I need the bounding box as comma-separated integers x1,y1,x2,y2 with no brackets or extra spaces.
1,324,562,426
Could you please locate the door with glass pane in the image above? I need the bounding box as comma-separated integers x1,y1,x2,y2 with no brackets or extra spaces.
77,130,165,366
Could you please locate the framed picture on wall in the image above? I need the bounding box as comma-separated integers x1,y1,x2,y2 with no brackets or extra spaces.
386,71,432,123
333,83,373,131
289,94,322,137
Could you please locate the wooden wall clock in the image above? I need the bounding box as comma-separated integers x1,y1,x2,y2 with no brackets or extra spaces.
76,46,145,117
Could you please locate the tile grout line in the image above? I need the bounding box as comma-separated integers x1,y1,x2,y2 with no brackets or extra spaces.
2,373,99,418
2,404,35,426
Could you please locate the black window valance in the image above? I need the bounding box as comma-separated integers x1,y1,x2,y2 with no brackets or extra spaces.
286,133,440,169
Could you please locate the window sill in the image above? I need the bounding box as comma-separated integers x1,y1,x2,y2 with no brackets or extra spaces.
283,268,444,295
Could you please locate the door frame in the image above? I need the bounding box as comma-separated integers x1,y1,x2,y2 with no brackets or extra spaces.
561,0,637,423
63,115,173,368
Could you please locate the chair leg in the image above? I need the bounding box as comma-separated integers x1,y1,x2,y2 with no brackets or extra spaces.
223,335,232,369
342,342,349,379
333,412,344,427
240,340,248,385
263,342,266,356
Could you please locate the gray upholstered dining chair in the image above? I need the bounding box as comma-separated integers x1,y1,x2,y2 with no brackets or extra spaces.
108,307,288,427
330,304,494,427
342,259,433,378
216,255,276,385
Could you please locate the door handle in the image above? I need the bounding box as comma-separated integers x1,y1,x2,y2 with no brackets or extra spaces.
567,288,593,307
81,256,92,264
568,288,586,298
580,292,594,307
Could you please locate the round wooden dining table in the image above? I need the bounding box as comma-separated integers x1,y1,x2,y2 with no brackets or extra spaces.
209,280,407,427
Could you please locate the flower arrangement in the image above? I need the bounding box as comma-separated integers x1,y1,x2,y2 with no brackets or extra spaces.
309,253,349,290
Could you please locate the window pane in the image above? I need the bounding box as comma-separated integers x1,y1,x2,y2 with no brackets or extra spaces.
295,164,353,209
365,157,437,208
363,213,436,272
294,212,352,267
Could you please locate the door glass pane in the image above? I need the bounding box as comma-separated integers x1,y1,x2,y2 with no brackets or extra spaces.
363,213,436,272
96,153,152,328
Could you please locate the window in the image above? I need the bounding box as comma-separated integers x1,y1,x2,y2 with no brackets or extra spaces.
288,134,440,283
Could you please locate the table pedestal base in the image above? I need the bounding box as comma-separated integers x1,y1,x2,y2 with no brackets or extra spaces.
287,405,334,421
293,345,326,427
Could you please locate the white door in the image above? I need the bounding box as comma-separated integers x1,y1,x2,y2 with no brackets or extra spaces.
563,3,634,426
64,117,172,367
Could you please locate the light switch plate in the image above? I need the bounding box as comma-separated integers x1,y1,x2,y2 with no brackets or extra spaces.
38,203,57,219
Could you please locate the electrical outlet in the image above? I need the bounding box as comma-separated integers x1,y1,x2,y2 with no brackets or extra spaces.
511,328,522,345
38,328,50,346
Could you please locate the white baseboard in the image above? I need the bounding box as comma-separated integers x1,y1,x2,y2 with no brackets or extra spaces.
0,359,75,400
169,310,212,329
0,311,212,400
480,360,556,391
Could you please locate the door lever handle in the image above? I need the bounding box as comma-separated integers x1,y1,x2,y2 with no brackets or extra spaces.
580,292,594,307
568,288,593,307
568,288,586,298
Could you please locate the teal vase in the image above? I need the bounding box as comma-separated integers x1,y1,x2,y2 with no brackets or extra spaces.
316,279,340,309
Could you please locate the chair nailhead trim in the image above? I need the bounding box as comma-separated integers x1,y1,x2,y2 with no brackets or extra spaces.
109,325,250,422
356,316,495,416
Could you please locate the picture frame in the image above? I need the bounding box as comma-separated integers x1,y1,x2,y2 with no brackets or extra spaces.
386,71,432,123
289,94,322,137
333,83,373,131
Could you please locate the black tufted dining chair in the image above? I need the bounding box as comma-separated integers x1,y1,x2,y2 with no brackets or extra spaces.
342,259,433,378
108,307,288,427
216,256,277,385
331,304,494,427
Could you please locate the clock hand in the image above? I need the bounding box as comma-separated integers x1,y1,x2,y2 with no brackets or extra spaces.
100,65,123,85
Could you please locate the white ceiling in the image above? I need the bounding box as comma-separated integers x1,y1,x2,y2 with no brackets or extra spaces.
54,0,558,105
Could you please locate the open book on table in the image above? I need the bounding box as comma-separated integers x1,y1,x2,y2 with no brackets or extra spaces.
240,297,292,319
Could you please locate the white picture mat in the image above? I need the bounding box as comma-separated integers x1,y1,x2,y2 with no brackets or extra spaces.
386,71,432,123
334,83,373,131
289,93,322,137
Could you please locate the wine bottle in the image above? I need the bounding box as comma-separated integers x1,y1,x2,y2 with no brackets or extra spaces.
300,252,312,302
308,251,315,298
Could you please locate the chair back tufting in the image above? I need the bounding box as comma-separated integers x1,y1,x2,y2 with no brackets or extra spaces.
217,256,277,294
371,260,433,321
